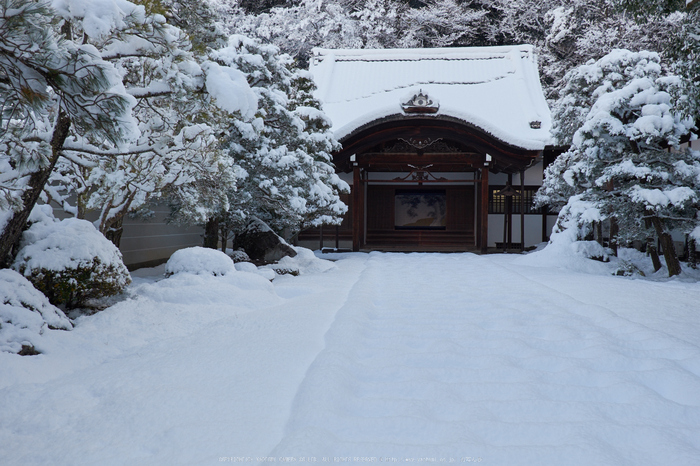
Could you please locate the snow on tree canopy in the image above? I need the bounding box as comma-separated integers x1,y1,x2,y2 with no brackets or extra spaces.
309,45,552,150
538,48,700,277
51,0,144,40
164,247,235,277
202,61,257,119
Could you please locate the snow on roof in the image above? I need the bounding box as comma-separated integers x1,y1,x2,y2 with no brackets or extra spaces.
310,45,552,151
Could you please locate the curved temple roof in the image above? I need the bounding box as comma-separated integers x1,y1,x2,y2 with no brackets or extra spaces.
309,45,552,151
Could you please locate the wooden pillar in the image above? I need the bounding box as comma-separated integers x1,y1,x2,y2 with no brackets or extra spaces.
506,173,513,249
352,164,361,251
520,170,525,251
361,169,366,247
480,162,489,253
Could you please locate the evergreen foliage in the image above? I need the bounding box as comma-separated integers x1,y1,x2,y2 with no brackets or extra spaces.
0,0,135,267
207,35,348,238
537,50,700,276
46,0,236,246
3,0,699,277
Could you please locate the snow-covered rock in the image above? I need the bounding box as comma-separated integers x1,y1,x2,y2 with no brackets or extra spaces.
164,247,235,277
264,246,336,276
232,217,297,264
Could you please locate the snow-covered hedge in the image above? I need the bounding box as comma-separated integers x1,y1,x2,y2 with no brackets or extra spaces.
0,269,72,355
11,207,131,309
165,247,235,277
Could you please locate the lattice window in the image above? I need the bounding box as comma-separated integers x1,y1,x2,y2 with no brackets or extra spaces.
488,186,542,214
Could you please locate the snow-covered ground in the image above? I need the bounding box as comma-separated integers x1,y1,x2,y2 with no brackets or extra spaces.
2,250,700,465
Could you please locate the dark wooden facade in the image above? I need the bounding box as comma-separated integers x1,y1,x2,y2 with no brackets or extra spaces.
299,115,544,252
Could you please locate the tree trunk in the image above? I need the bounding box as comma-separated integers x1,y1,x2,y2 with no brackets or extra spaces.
104,215,125,248
0,111,71,268
609,217,619,256
647,239,662,272
689,238,697,269
651,216,682,277
203,217,219,249
76,179,90,219
219,224,229,253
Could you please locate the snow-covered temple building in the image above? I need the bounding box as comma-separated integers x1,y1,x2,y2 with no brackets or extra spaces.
298,45,559,252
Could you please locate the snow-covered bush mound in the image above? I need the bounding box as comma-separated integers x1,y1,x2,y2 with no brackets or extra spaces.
264,247,336,276
0,269,72,355
11,207,131,309
165,247,234,277
514,241,615,274
227,248,251,263
234,261,277,281
136,268,280,308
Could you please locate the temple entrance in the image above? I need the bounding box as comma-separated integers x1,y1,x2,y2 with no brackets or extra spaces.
364,181,476,251
297,117,542,252
297,45,552,253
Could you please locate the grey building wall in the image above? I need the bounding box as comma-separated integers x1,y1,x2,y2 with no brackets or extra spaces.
49,201,203,270
119,204,203,270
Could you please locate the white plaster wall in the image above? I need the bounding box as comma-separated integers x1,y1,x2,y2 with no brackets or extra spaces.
488,214,547,248
489,161,543,185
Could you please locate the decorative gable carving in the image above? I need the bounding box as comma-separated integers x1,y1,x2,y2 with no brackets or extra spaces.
382,139,464,153
401,90,439,114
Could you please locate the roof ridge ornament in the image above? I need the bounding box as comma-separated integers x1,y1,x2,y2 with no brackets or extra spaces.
401,90,440,114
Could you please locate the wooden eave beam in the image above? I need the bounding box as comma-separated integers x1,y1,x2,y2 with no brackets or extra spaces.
333,116,540,173
358,152,481,165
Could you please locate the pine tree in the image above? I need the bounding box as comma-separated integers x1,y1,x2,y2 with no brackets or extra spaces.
288,70,349,231
44,0,257,247
537,50,700,276
222,35,346,238
0,0,134,267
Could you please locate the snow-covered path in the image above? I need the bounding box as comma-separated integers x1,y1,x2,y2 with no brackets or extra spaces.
2,251,700,465
271,253,700,464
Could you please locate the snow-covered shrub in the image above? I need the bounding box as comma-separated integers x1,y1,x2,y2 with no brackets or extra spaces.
614,261,646,277
164,247,234,277
11,207,131,309
571,241,612,262
0,269,73,355
263,247,336,276
271,265,301,276
234,261,277,281
227,248,251,263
